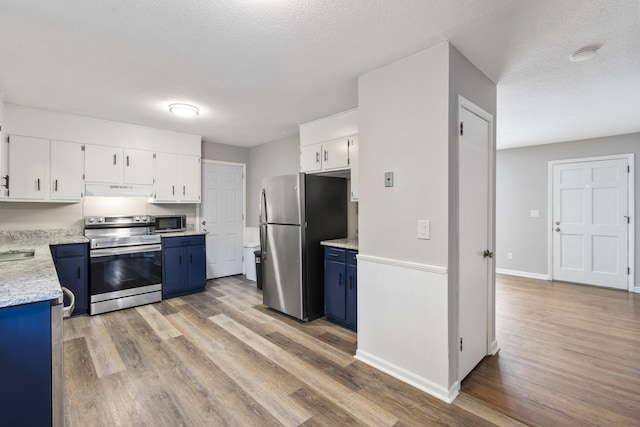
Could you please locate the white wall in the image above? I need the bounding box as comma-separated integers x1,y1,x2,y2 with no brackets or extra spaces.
357,42,454,401
496,132,640,288
202,140,249,165
5,105,200,155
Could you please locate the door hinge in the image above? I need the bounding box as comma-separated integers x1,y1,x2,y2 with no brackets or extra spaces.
460,338,463,351
81,145,85,151
628,165,631,173
82,173,85,180
460,122,464,136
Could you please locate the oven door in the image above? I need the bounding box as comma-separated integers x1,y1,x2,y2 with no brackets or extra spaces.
89,244,162,298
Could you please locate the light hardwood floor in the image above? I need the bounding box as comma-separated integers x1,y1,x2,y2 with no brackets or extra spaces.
63,275,640,426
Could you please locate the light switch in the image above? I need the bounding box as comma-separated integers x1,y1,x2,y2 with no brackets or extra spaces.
418,219,430,240
530,210,540,218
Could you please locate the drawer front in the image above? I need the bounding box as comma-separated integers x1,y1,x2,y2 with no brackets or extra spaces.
324,246,345,262
347,250,358,266
163,234,205,248
52,243,87,259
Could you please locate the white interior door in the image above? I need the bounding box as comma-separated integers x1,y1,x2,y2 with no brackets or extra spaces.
552,159,629,289
458,103,492,381
201,162,244,279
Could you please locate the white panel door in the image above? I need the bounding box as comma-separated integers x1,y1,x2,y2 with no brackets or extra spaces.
50,140,82,201
458,105,491,381
201,162,243,279
552,159,628,289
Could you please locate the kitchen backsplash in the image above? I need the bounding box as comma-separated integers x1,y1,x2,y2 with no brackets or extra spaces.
0,197,198,231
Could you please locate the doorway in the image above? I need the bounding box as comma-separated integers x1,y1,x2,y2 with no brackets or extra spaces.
200,160,246,279
458,96,495,381
549,155,634,290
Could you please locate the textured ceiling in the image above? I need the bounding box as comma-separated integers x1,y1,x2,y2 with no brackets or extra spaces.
0,0,637,149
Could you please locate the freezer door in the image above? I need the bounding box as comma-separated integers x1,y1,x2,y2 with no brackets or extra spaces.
262,223,304,320
261,174,302,225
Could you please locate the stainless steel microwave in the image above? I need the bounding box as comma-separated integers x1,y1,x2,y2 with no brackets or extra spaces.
153,215,187,233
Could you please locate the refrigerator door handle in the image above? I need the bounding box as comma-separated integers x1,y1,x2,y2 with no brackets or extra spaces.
260,224,267,260
259,188,267,223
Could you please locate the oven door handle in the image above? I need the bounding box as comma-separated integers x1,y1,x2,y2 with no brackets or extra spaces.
90,244,162,257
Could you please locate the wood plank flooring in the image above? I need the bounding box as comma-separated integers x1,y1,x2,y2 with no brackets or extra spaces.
63,274,640,426
462,274,640,426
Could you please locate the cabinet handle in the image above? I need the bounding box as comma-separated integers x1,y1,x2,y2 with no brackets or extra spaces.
183,185,186,196
190,253,193,264
126,155,130,167
328,253,339,257
324,150,328,162
179,254,183,264
36,178,40,191
172,185,175,195
77,266,81,279
316,152,320,163
54,179,58,192
113,154,117,165
339,272,342,286
349,276,353,289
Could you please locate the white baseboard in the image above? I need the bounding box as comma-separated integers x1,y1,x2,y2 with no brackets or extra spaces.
488,340,500,355
496,268,549,280
355,349,460,403
634,286,640,294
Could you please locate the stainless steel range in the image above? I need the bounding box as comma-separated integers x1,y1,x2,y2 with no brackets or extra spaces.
84,215,162,315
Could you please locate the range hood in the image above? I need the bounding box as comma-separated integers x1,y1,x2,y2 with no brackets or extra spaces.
84,183,153,197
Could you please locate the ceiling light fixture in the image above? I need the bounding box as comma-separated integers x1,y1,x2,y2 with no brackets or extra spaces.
569,47,598,62
169,103,199,118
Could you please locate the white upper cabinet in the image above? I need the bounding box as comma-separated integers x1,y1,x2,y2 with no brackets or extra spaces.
84,144,121,183
153,153,201,203
6,135,83,202
50,140,83,201
123,149,154,185
85,145,154,185
8,135,47,200
322,138,350,171
348,136,359,202
300,143,323,173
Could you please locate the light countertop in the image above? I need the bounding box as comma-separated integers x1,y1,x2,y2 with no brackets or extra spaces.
0,230,87,309
320,237,359,251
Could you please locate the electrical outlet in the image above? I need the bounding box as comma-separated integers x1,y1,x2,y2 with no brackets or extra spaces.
507,252,513,260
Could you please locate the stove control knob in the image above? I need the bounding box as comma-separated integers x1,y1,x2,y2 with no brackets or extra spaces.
142,216,148,222
97,217,104,223
135,216,140,222
87,217,95,223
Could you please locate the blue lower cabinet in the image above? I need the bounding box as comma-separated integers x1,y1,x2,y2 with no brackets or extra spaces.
162,235,207,299
324,246,357,331
0,301,52,426
50,242,89,315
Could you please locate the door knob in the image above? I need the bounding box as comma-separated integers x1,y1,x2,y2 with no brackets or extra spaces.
555,227,561,232
202,220,206,225
483,250,494,259
555,221,560,225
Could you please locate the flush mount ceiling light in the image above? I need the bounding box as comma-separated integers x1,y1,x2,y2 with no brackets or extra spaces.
569,46,598,62
169,103,199,118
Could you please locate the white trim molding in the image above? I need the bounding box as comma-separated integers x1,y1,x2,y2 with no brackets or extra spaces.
355,350,460,403
496,268,550,281
356,254,447,275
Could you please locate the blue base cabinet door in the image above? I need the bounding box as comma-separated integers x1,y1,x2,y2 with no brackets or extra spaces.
51,243,89,315
324,247,357,331
0,301,52,426
162,235,207,299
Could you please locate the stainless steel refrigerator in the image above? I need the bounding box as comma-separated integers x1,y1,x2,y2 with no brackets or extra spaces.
259,173,347,321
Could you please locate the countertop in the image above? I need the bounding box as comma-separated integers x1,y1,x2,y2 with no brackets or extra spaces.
320,237,359,251
0,229,87,309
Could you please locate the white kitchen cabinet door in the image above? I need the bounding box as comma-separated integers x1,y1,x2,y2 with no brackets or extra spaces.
300,143,322,172
178,155,201,203
123,149,154,185
8,135,48,200
50,140,83,201
349,136,359,201
322,138,350,171
154,152,178,202
84,145,122,183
